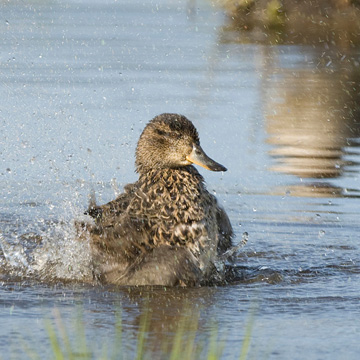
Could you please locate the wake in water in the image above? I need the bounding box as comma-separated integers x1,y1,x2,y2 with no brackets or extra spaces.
0,204,95,284
0,207,249,286
5,211,331,287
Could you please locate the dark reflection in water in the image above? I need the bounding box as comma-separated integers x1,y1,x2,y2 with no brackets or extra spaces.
86,285,243,358
219,22,360,198
272,182,360,198
219,0,360,48
259,46,360,196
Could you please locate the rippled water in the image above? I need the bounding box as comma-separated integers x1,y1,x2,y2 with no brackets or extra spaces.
1,0,360,359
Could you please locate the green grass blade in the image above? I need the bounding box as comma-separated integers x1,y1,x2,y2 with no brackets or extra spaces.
20,339,42,360
136,307,150,360
182,311,200,360
207,322,218,360
111,309,123,360
169,316,186,360
75,305,91,360
239,305,257,360
44,318,65,360
52,307,74,360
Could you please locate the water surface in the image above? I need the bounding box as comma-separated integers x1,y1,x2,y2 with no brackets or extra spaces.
1,0,360,359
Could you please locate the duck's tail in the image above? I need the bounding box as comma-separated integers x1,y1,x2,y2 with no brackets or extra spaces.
84,190,103,219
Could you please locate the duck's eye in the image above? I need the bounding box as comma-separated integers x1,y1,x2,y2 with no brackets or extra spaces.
155,128,182,140
156,129,167,136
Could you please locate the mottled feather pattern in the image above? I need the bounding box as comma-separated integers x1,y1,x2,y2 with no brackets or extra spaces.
129,167,218,250
77,113,232,286
90,167,219,259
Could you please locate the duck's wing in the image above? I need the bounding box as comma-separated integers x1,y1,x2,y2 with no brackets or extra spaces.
216,205,233,255
88,210,203,286
76,183,141,255
85,183,136,227
85,182,149,260
88,211,149,263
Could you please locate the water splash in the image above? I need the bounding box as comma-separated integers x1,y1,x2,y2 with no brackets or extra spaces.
0,204,94,283
219,231,249,262
212,232,249,283
30,218,94,282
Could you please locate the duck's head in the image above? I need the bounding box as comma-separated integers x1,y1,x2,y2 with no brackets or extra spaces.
135,113,227,173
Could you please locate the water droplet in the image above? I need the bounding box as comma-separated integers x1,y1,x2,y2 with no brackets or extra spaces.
242,232,249,242
21,141,29,148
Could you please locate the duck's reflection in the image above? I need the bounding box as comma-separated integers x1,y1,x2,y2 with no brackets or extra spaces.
109,286,225,356
261,47,360,197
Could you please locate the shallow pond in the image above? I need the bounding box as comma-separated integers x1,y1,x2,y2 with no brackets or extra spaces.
1,0,360,359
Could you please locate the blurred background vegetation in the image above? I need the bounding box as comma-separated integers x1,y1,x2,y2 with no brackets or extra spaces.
213,0,360,45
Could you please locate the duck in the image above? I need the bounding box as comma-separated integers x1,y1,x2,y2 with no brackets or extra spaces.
78,113,233,286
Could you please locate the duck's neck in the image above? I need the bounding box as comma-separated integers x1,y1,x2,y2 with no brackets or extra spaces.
138,166,205,187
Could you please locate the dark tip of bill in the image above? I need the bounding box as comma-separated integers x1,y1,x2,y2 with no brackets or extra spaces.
214,164,227,172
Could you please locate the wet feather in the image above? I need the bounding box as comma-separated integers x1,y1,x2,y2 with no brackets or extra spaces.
77,113,233,286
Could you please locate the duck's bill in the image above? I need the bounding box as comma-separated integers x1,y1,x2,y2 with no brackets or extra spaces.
186,144,227,172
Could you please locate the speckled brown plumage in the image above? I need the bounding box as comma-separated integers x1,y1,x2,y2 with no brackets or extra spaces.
79,113,233,286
